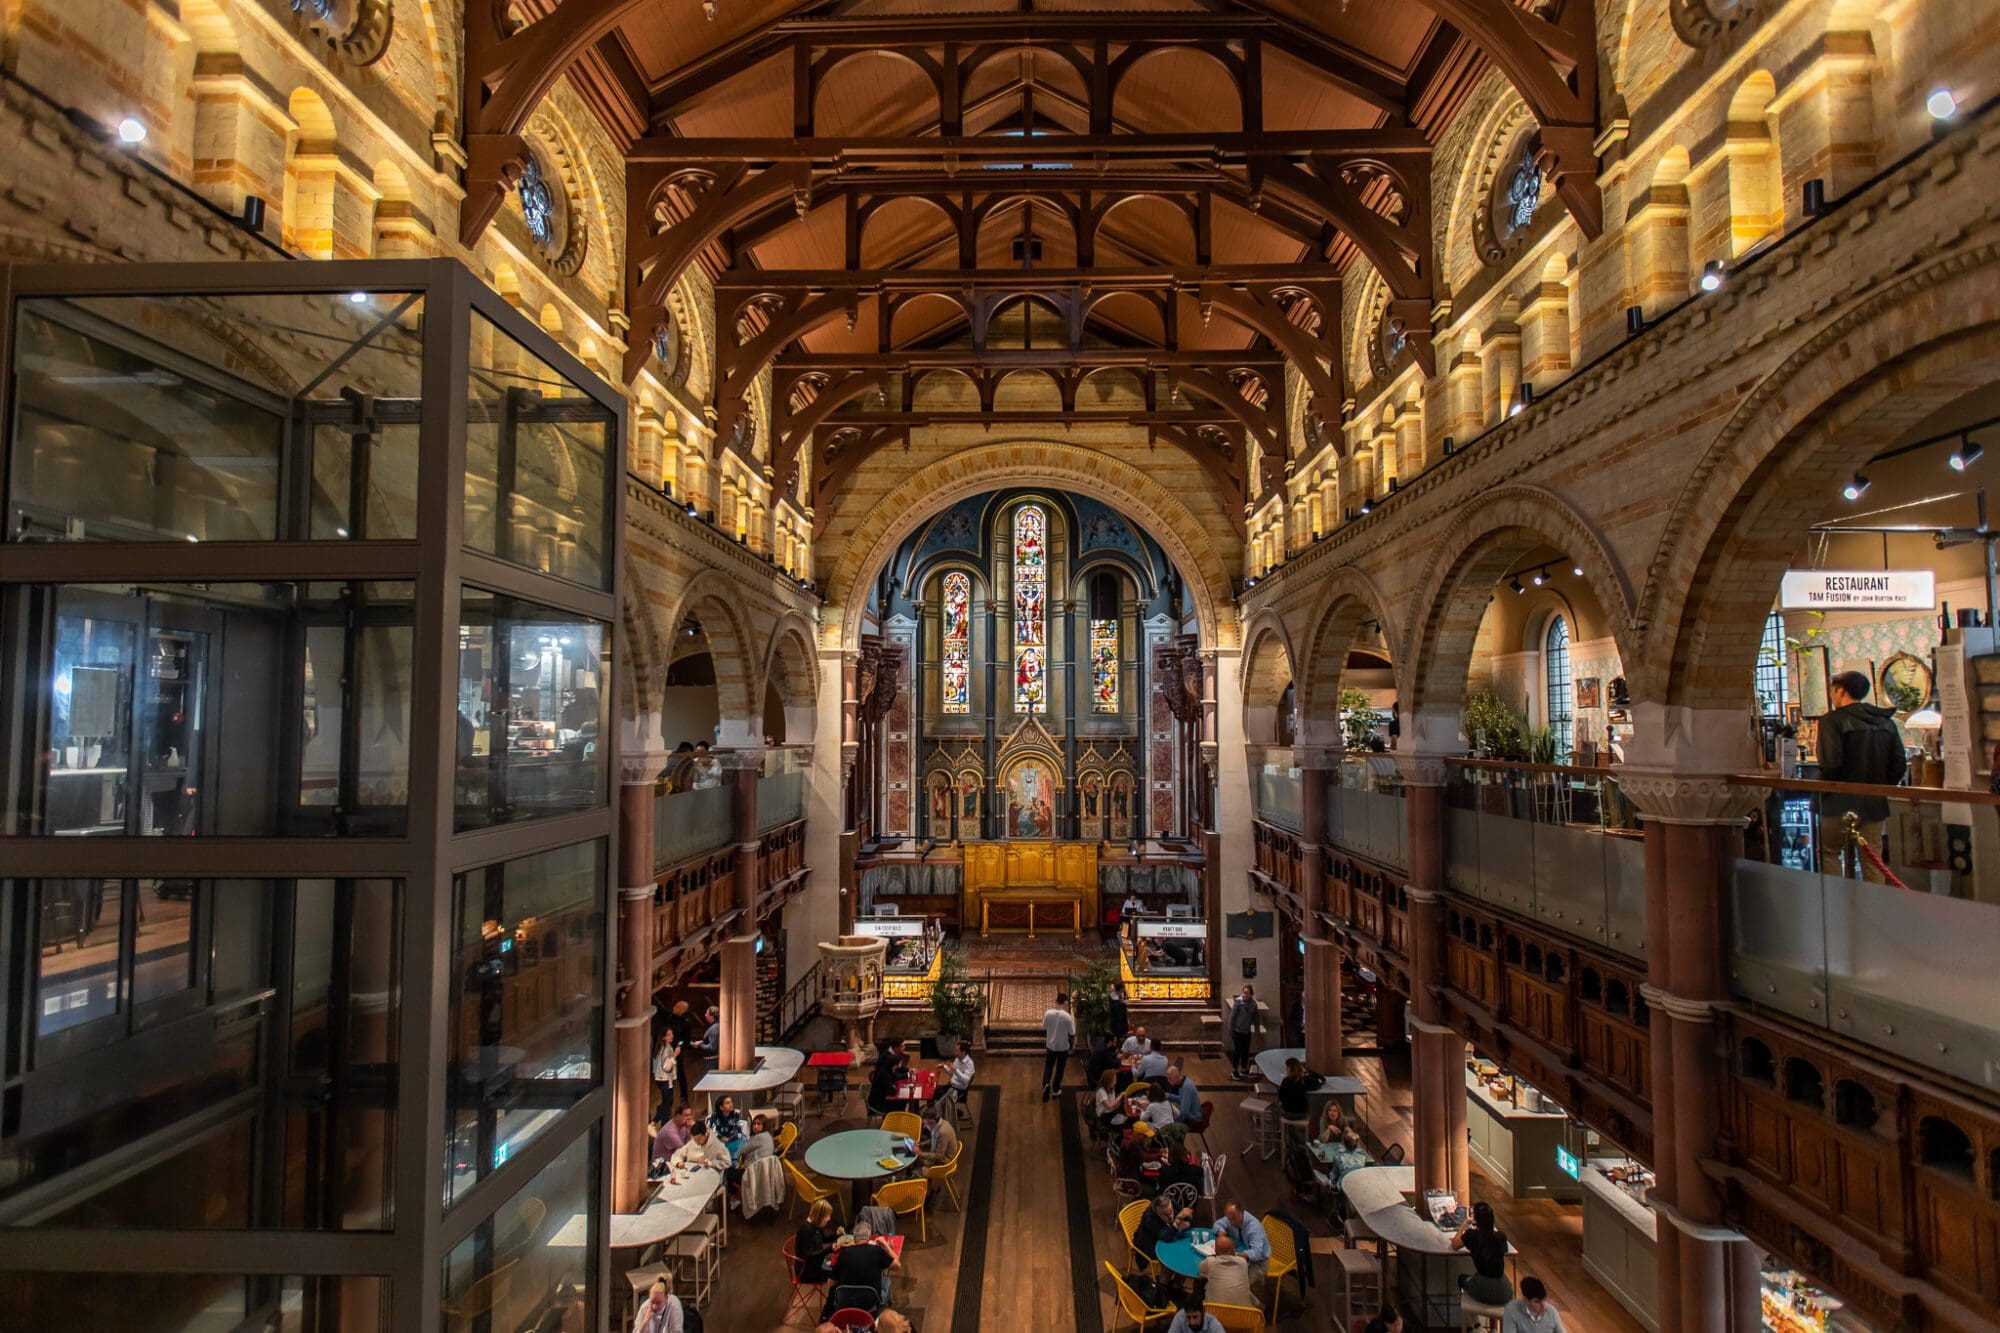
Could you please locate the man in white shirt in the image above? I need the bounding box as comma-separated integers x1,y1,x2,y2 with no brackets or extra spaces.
1502,1277,1567,1333
668,1121,732,1174
1040,992,1076,1101
1120,1025,1152,1058
941,1038,975,1099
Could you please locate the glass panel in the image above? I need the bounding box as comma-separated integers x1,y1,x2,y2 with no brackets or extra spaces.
446,842,603,1208
440,1126,596,1332
1091,617,1119,713
941,571,970,714
6,292,425,543
36,878,123,1036
653,786,733,870
0,1273,387,1330
1012,504,1046,713
464,312,614,589
455,589,608,831
7,582,414,837
131,876,196,1008
42,1112,254,1228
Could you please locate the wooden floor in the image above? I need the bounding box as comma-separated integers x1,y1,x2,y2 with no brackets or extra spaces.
687,1038,1646,1332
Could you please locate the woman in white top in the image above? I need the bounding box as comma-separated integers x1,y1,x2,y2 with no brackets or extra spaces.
1093,1069,1125,1132
631,1280,682,1333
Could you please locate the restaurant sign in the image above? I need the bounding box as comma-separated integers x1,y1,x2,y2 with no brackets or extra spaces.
1779,569,1935,611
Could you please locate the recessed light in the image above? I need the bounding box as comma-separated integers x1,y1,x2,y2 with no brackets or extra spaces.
1927,88,1958,120
116,117,146,145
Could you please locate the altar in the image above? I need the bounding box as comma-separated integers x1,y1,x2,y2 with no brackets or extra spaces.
962,841,1098,938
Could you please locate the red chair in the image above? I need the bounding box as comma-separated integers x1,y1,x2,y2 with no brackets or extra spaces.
827,1310,876,1330
779,1239,828,1325
1186,1098,1216,1155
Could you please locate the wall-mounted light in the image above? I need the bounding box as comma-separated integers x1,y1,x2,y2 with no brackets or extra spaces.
1508,401,1524,417
347,291,369,305
1625,305,1646,338
1519,382,1534,406
1927,88,1959,120
1359,500,1372,515
1949,439,1984,472
1699,261,1724,293
1842,474,1872,501
1442,436,1455,456
116,117,146,145
1802,179,1827,217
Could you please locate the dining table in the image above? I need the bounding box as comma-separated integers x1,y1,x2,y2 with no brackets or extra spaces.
804,1127,921,1212
1152,1226,1217,1280
547,1164,724,1250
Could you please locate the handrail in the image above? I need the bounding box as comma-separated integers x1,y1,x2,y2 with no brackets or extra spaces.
765,960,823,1044
1728,773,2000,807
1449,757,1621,779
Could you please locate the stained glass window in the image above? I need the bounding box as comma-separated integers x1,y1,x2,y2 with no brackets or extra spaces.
1506,152,1543,235
1545,615,1572,760
941,572,971,714
1013,505,1046,713
1091,618,1118,713
518,157,555,249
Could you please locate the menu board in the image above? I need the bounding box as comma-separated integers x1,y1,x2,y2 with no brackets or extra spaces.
1137,919,1205,939
860,918,926,938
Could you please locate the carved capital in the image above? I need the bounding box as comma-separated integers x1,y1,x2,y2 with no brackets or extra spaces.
619,751,671,785
1669,0,1760,47
1392,752,1454,788
1638,983,1719,1024
1616,770,1759,825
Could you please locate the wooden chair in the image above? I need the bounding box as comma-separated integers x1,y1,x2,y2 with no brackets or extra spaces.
1262,1216,1299,1317
880,1110,924,1140
1208,1301,1266,1332
778,1238,828,1325
1102,1260,1176,1332
873,1178,931,1243
775,1120,800,1158
785,1157,844,1223
440,1258,517,1333
1117,1198,1153,1270
925,1139,964,1211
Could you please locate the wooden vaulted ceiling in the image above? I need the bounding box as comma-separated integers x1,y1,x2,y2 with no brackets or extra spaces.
461,0,1602,526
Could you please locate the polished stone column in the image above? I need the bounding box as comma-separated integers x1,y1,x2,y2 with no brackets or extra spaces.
1297,748,1343,1074
718,748,764,1073
1399,761,1468,1200
1621,706,1765,1333
613,734,668,1213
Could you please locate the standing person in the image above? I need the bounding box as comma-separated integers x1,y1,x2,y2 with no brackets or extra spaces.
1041,991,1076,1101
651,1026,679,1119
1086,1030,1122,1090
1816,670,1907,882
1451,1200,1516,1306
1287,993,1306,1049
666,999,697,1091
1108,983,1130,1039
1227,985,1259,1081
1502,1277,1566,1332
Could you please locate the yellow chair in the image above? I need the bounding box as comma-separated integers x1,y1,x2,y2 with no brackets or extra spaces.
441,1258,517,1333
1103,1260,1176,1332
784,1157,844,1224
1117,1198,1153,1269
873,1177,931,1243
1262,1215,1299,1317
1208,1301,1265,1332
775,1121,799,1158
1120,1082,1151,1102
925,1139,964,1211
881,1110,924,1140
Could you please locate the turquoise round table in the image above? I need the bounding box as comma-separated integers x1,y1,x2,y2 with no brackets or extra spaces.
1153,1227,1215,1280
804,1129,919,1212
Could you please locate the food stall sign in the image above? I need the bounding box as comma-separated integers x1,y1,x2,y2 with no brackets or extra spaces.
859,918,926,938
1779,569,1935,611
1138,919,1207,939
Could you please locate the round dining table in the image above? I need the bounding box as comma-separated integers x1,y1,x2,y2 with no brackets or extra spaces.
1152,1227,1217,1280
804,1128,920,1211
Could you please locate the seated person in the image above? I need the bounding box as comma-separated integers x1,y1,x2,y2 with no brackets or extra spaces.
652,1105,697,1169
1164,1065,1202,1123
709,1095,747,1144
1325,1128,1373,1180
866,1051,909,1117
1216,1202,1271,1284
1137,1095,1178,1131
734,1113,776,1166
1502,1276,1566,1332
1133,1193,1193,1267
827,1221,901,1314
1093,1070,1126,1132
794,1197,842,1282
918,1104,958,1167
667,1120,732,1174
1134,1041,1170,1083
1364,1305,1408,1333
1120,1026,1153,1058
1167,1300,1224,1333
1155,1145,1205,1201
1451,1201,1515,1306
1197,1232,1258,1309
1277,1058,1323,1123
1318,1102,1347,1143
1085,1032,1122,1089
630,1278,683,1333
940,1038,975,1104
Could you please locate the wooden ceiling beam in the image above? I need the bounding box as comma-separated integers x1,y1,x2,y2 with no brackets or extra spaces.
773,349,1286,371
624,129,1430,164
714,263,1343,291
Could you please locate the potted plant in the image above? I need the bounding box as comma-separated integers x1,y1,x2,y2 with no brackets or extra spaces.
1338,687,1383,751
1068,953,1121,1041
929,947,985,1052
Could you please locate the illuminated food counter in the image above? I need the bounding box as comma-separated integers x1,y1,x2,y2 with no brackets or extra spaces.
1118,915,1212,1002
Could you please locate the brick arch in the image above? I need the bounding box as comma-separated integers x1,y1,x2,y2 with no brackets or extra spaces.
1437,70,1534,294
660,568,759,731
761,611,821,710
618,572,665,724
1239,609,1296,745
824,440,1235,650
1402,484,1638,752
1298,565,1401,746
1646,243,2000,712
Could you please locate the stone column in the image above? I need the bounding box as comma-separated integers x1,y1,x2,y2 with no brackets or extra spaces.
718,748,765,1073
1399,753,1468,1201
1620,705,1764,1333
1297,745,1344,1074
614,726,668,1213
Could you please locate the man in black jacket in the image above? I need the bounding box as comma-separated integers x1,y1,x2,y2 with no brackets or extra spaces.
1817,670,1907,882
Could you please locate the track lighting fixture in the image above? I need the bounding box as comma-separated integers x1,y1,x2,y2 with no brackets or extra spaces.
1842,474,1871,501
1571,564,1583,577
1531,570,1545,586
1510,577,1525,594
1949,439,1984,472
1359,500,1372,515
1699,261,1724,293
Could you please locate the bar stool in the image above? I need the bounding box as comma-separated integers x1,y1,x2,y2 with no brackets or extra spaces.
775,1081,805,1120
1460,1293,1508,1331
1238,1096,1279,1162
1311,1237,1381,1331
666,1232,715,1307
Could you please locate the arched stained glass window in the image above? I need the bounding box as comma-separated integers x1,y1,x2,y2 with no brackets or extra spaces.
1091,619,1118,713
1545,615,1573,760
1013,505,1046,712
1756,609,1787,719
941,572,971,714
518,157,556,249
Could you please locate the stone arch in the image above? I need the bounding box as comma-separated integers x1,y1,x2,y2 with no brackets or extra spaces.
618,577,665,725
1402,485,1639,754
1239,609,1296,745
1646,242,2000,714
659,569,760,737
1298,565,1401,746
760,611,821,744
825,440,1234,651
1439,71,1535,291
284,89,339,259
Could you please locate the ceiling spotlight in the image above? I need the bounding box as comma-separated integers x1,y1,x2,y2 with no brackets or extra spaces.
1359,500,1372,515
1927,88,1958,120
1510,577,1525,594
348,291,369,305
1531,570,1545,586
1949,440,1984,472
1571,564,1584,577
1842,474,1871,501
116,117,147,145
1699,261,1724,292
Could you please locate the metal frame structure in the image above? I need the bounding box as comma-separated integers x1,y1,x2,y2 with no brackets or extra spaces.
0,257,624,1333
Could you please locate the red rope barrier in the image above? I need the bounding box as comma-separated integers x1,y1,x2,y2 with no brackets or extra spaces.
1853,833,1910,891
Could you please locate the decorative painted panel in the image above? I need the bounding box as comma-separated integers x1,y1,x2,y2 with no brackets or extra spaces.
1003,757,1058,838
941,571,971,714
1091,617,1118,713
1013,505,1046,712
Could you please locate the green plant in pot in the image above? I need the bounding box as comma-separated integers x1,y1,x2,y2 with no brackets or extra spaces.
1338,687,1383,751
1068,953,1121,1040
1462,691,1529,760
929,948,984,1049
